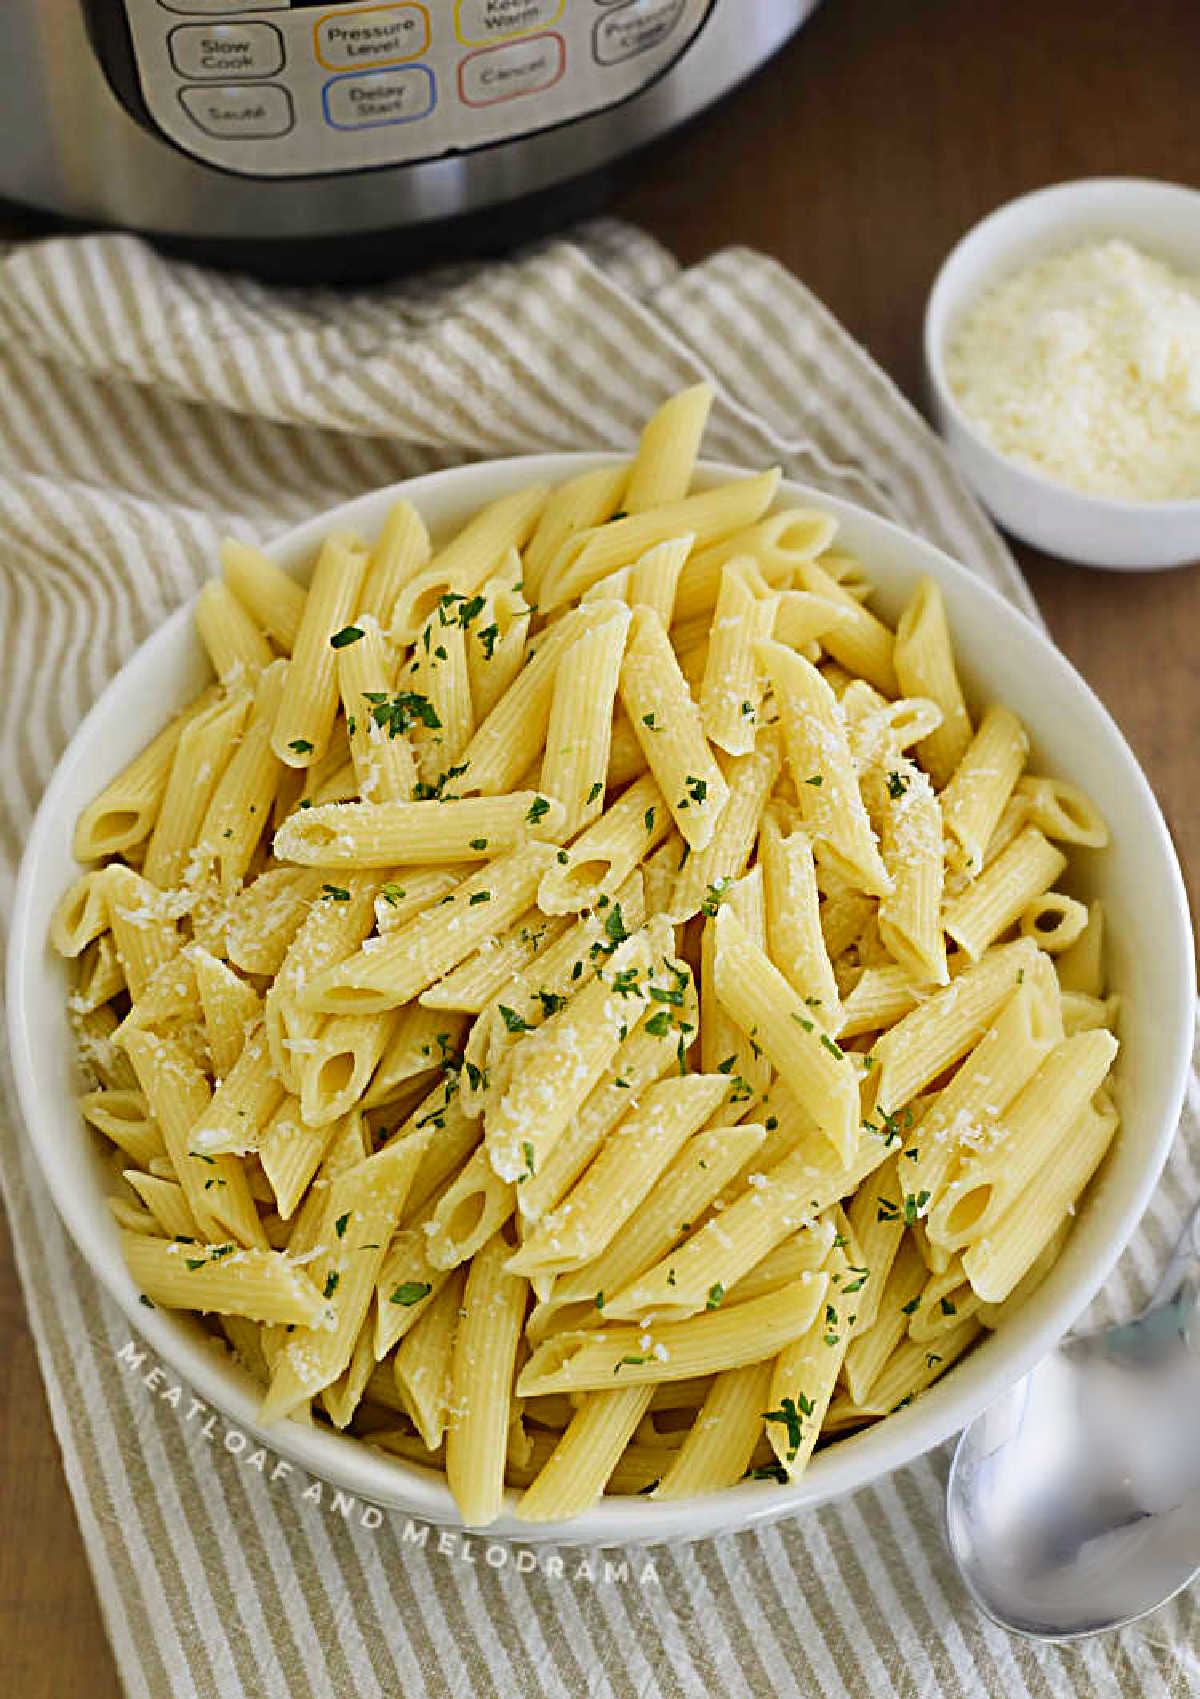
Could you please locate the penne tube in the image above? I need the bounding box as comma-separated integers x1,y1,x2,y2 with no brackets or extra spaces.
360,497,431,627
191,946,262,1076
523,464,630,600
222,867,325,978
791,555,898,696
393,1268,466,1450
423,1143,516,1270
72,687,222,863
1020,891,1090,954
221,538,306,653
391,485,548,643
759,814,841,1024
699,559,779,756
758,640,891,898
869,937,1038,1117
844,1154,904,1335
517,1385,654,1522
927,1029,1118,1253
712,907,861,1162
272,532,370,768
444,1230,528,1526
70,932,125,1014
194,579,274,682
539,601,631,838
1015,775,1109,849
418,913,566,1016
337,618,418,804
122,1233,329,1327
407,607,474,785
699,866,770,1103
654,1361,775,1498
102,865,183,999
604,1122,888,1323
892,577,973,787
188,1023,285,1157
265,870,380,1087
624,534,693,625
871,760,949,985
299,844,558,1015
940,705,1030,876
517,1278,828,1396
198,660,286,891
299,1008,401,1127
142,688,251,889
619,606,730,852
539,469,780,613
849,1317,983,1417
375,1225,450,1359
125,1171,201,1242
623,382,712,513
841,1235,928,1405
79,1088,165,1168
907,1259,981,1345
765,1239,855,1479
536,773,671,917
943,825,1066,960
1056,900,1106,997
506,1074,730,1277
672,507,838,627
51,871,110,959
258,1096,340,1222
273,791,564,867
669,734,780,920
465,555,531,723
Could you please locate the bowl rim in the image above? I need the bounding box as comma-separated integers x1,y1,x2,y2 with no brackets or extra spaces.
7,451,1196,1546
923,174,1200,518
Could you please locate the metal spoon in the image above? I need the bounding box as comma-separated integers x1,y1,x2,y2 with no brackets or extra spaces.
946,1200,1200,1639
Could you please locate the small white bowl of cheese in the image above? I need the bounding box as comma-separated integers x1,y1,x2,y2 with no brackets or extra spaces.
924,177,1200,569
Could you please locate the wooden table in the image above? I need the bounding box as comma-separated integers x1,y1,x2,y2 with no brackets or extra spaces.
2,0,1197,1692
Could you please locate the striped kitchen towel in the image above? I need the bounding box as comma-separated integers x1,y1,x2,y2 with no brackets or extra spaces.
0,220,1197,1699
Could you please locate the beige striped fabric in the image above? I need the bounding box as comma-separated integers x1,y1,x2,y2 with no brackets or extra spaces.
0,221,1196,1699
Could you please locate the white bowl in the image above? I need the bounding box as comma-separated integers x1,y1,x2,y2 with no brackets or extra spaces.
8,457,1196,1546
925,177,1200,569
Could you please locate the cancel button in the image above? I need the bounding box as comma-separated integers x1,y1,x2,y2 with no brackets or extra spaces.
458,32,565,105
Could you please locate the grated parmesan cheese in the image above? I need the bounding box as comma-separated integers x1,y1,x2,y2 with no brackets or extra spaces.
946,239,1200,500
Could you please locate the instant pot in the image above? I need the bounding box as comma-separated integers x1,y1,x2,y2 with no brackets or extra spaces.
0,2,819,271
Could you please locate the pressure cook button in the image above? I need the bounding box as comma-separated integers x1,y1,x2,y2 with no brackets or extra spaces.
454,0,564,45
168,22,285,80
458,33,565,105
593,0,684,64
315,5,430,71
179,83,294,138
322,66,436,128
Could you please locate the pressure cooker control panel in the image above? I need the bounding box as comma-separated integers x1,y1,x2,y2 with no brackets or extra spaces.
116,0,715,176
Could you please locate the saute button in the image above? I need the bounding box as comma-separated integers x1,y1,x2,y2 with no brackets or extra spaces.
315,4,430,70
454,0,564,45
159,1,289,14
179,83,294,138
458,33,565,105
168,22,285,80
323,66,436,128
593,0,685,64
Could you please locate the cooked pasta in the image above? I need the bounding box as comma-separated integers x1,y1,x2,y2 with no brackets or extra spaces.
53,388,1119,1525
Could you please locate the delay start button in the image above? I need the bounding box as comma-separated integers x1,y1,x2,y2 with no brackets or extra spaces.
323,65,436,128
168,22,285,80
315,4,430,71
458,32,565,106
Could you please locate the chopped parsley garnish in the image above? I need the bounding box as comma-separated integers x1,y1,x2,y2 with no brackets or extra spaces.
644,806,656,832
763,1394,812,1461
791,1012,815,1034
877,1196,900,1223
469,837,488,851
288,738,314,755
900,1297,920,1315
138,1295,155,1308
614,1355,646,1373
706,1282,725,1310
903,1190,931,1226
535,989,566,1018
819,1032,845,1061
468,890,491,905
644,1009,673,1037
477,623,500,661
804,774,824,788
750,1461,789,1483
330,625,364,649
680,775,707,808
322,884,351,902
641,712,659,731
740,700,755,719
701,878,733,917
334,1213,350,1239
380,883,406,907
390,1281,432,1307
886,771,909,799
586,781,604,806
939,1296,957,1316
323,1271,340,1299
525,795,552,826
498,1004,530,1033
841,1267,870,1295
521,1141,536,1180
594,1291,605,1311
362,689,441,739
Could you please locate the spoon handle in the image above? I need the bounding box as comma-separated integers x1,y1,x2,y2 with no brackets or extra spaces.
1144,1198,1200,1315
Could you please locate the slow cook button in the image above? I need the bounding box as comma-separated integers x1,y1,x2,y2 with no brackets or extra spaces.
322,65,436,128
168,22,285,80
179,83,294,139
315,5,430,71
458,33,565,106
593,0,684,65
454,0,564,46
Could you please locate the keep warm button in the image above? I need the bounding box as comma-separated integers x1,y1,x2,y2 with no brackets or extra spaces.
458,32,565,105
168,22,284,79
